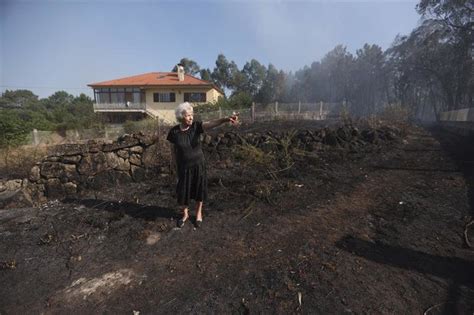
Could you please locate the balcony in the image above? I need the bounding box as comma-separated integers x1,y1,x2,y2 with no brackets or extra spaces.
93,102,147,112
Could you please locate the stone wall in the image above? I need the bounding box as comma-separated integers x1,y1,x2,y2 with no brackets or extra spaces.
29,124,401,202
26,133,164,204
0,123,403,208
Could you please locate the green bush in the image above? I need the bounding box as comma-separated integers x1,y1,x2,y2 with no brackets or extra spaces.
0,111,30,148
193,102,220,114
194,92,253,113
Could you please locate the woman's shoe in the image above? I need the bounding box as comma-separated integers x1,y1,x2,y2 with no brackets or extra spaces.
195,220,202,228
177,218,187,228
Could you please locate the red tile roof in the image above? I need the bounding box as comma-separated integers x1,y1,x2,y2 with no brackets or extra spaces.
88,72,223,94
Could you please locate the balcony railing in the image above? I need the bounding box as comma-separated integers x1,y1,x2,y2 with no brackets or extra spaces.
93,102,146,112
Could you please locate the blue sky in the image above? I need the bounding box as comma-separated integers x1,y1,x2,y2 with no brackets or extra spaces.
0,0,420,98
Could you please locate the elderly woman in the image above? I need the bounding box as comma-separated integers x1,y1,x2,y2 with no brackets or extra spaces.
167,102,238,228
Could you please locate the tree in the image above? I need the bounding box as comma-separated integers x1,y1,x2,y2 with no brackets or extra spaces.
211,54,235,91
0,110,30,149
352,44,388,115
417,0,473,109
70,94,97,129
319,45,355,102
417,0,473,31
256,64,286,104
228,62,247,95
45,91,74,110
241,59,266,98
172,58,201,76
0,89,39,108
387,15,472,119
199,68,212,81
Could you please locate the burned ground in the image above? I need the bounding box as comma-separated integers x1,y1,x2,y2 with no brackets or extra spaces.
1,120,473,314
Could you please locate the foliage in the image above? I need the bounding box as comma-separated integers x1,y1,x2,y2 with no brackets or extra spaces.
417,0,472,30
240,59,267,98
352,44,388,116
123,118,162,135
340,106,352,125
0,145,48,179
199,68,212,81
193,102,220,114
267,130,298,169
227,92,253,109
387,16,471,118
201,0,471,119
194,92,253,114
233,142,274,167
256,64,286,104
172,58,201,76
0,111,30,148
0,91,99,135
0,89,38,108
211,54,238,91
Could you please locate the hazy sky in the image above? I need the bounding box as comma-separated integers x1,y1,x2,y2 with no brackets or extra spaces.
1,0,420,98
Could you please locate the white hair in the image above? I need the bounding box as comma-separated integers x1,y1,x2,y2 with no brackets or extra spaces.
175,102,194,121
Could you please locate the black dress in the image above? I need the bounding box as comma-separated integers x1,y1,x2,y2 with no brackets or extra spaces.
166,121,208,206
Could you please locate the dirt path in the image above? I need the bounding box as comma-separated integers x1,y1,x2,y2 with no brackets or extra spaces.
1,124,473,314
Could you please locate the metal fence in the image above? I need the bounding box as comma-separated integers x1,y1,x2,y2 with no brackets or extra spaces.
27,102,346,145
195,101,345,123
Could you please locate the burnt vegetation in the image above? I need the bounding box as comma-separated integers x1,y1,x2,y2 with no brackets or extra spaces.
1,0,473,313
1,118,474,313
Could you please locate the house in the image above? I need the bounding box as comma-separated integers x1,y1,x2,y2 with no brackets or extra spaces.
88,65,224,124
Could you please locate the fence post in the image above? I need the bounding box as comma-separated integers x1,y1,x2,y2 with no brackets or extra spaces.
158,118,161,137
298,101,301,115
219,107,222,119
252,102,255,123
275,101,278,115
33,129,39,145
319,101,323,120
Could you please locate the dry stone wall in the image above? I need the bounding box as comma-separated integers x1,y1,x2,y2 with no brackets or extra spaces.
0,123,403,208
29,124,401,202
26,133,164,204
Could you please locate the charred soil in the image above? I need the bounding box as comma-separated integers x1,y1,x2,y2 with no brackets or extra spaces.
1,121,474,314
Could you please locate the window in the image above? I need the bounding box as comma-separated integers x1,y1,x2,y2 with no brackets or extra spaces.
94,87,143,104
153,92,176,102
111,91,119,103
184,92,206,102
97,92,110,103
133,92,142,103
95,88,110,103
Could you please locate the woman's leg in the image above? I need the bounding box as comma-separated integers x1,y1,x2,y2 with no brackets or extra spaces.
195,201,203,222
177,206,189,228
182,207,189,221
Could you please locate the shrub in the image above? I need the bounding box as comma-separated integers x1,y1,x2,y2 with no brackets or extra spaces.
267,130,297,169
0,111,30,149
123,119,163,136
0,145,48,179
194,92,253,113
233,142,274,167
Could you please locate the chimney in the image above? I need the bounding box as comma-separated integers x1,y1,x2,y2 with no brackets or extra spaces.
177,64,185,81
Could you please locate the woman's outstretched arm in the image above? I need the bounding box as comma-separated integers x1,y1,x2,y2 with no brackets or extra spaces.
202,113,239,131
